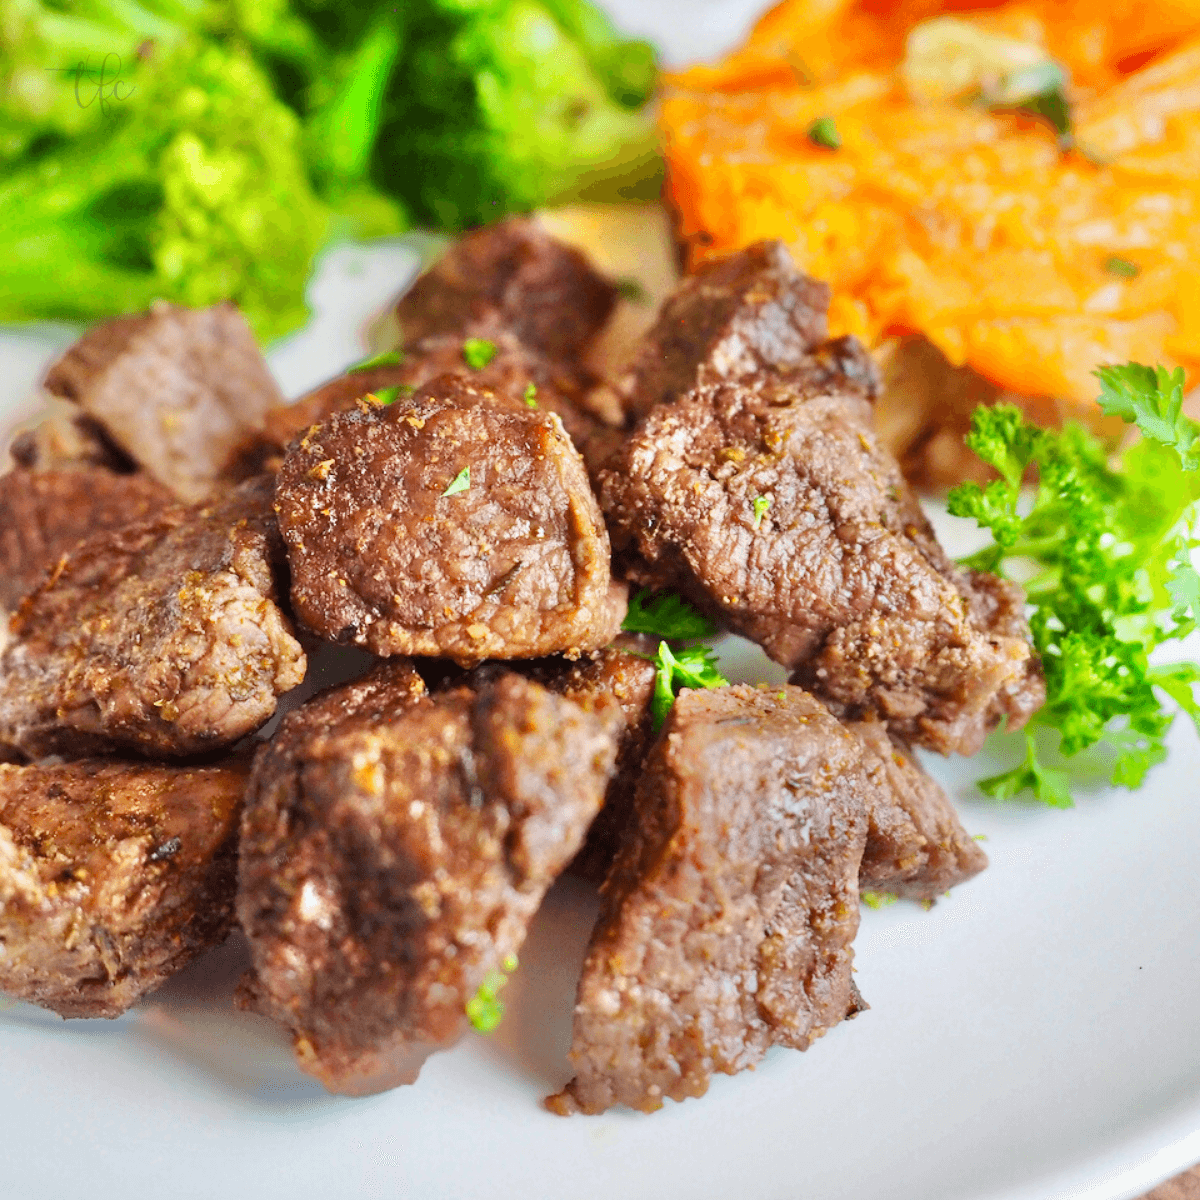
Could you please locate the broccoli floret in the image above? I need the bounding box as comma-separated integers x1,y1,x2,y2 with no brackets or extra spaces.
0,38,329,342
376,0,658,229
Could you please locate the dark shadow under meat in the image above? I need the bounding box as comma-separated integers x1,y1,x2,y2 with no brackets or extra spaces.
274,374,626,663
548,684,869,1116
237,662,620,1095
0,476,305,759
0,757,246,1018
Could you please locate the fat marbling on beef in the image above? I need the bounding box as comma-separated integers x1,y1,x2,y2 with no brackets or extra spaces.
599,242,1043,756
548,684,869,1116
0,476,305,759
0,757,245,1018
42,302,283,502
274,374,625,663
237,662,620,1095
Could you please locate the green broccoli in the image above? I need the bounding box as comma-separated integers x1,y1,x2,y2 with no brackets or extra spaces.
375,0,659,229
0,37,329,342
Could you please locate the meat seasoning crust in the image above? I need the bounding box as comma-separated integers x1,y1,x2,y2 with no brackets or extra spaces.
548,684,869,1116
274,374,626,663
0,758,246,1018
237,663,621,1096
0,476,305,759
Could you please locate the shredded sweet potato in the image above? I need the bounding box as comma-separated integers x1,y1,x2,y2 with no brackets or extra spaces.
661,0,1200,415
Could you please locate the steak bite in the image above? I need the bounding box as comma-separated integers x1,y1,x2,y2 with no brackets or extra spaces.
274,374,626,663
42,302,284,503
850,718,987,901
620,240,838,421
0,758,246,1018
237,663,621,1096
8,405,133,474
0,477,306,759
0,467,173,611
599,359,1042,756
548,684,869,1116
395,217,618,362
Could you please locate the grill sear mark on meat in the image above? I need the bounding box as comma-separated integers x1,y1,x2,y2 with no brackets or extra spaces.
0,757,246,1018
620,239,838,422
0,476,305,759
0,467,174,611
547,684,869,1116
599,255,1043,755
237,662,621,1096
274,374,626,664
850,717,987,900
42,302,284,503
395,217,617,362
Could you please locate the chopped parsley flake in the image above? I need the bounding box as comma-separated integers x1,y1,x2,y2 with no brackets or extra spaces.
622,590,716,640
348,349,404,372
861,891,898,910
442,466,471,496
465,955,518,1034
1104,255,1140,279
462,338,497,370
807,116,841,149
373,385,408,406
649,641,729,730
524,382,538,408
948,362,1200,805
752,494,772,529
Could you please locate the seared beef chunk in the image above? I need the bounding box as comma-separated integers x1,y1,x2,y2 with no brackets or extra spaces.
0,468,173,610
518,634,659,883
238,663,620,1095
620,240,837,421
599,358,1042,756
275,374,625,663
0,477,305,759
43,302,284,503
254,332,610,477
548,684,869,1116
0,758,245,1018
396,218,618,362
850,717,987,900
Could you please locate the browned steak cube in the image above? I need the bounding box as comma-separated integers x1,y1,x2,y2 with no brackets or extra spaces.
517,634,659,883
8,406,132,474
850,717,987,901
0,467,173,610
43,302,284,503
620,240,839,421
599,362,1042,756
274,374,626,663
0,477,305,759
547,684,869,1116
0,758,246,1018
237,663,620,1096
252,333,609,478
396,218,617,362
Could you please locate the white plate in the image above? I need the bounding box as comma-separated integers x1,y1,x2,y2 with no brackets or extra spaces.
5,5,1200,1199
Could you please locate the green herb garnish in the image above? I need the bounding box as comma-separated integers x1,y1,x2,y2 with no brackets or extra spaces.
622,590,716,640
752,495,772,529
349,349,404,372
948,363,1200,805
442,466,471,496
463,338,498,370
373,385,407,406
861,891,898,910
465,953,518,1034
650,641,729,730
807,116,841,149
524,382,538,408
1104,256,1140,279
616,277,648,303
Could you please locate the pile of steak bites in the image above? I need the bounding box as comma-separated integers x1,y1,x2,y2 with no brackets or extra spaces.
0,222,1044,1113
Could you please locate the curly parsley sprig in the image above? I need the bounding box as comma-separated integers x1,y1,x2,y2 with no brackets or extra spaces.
949,364,1200,805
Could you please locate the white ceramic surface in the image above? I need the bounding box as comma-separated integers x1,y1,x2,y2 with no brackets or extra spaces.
4,4,1200,1199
